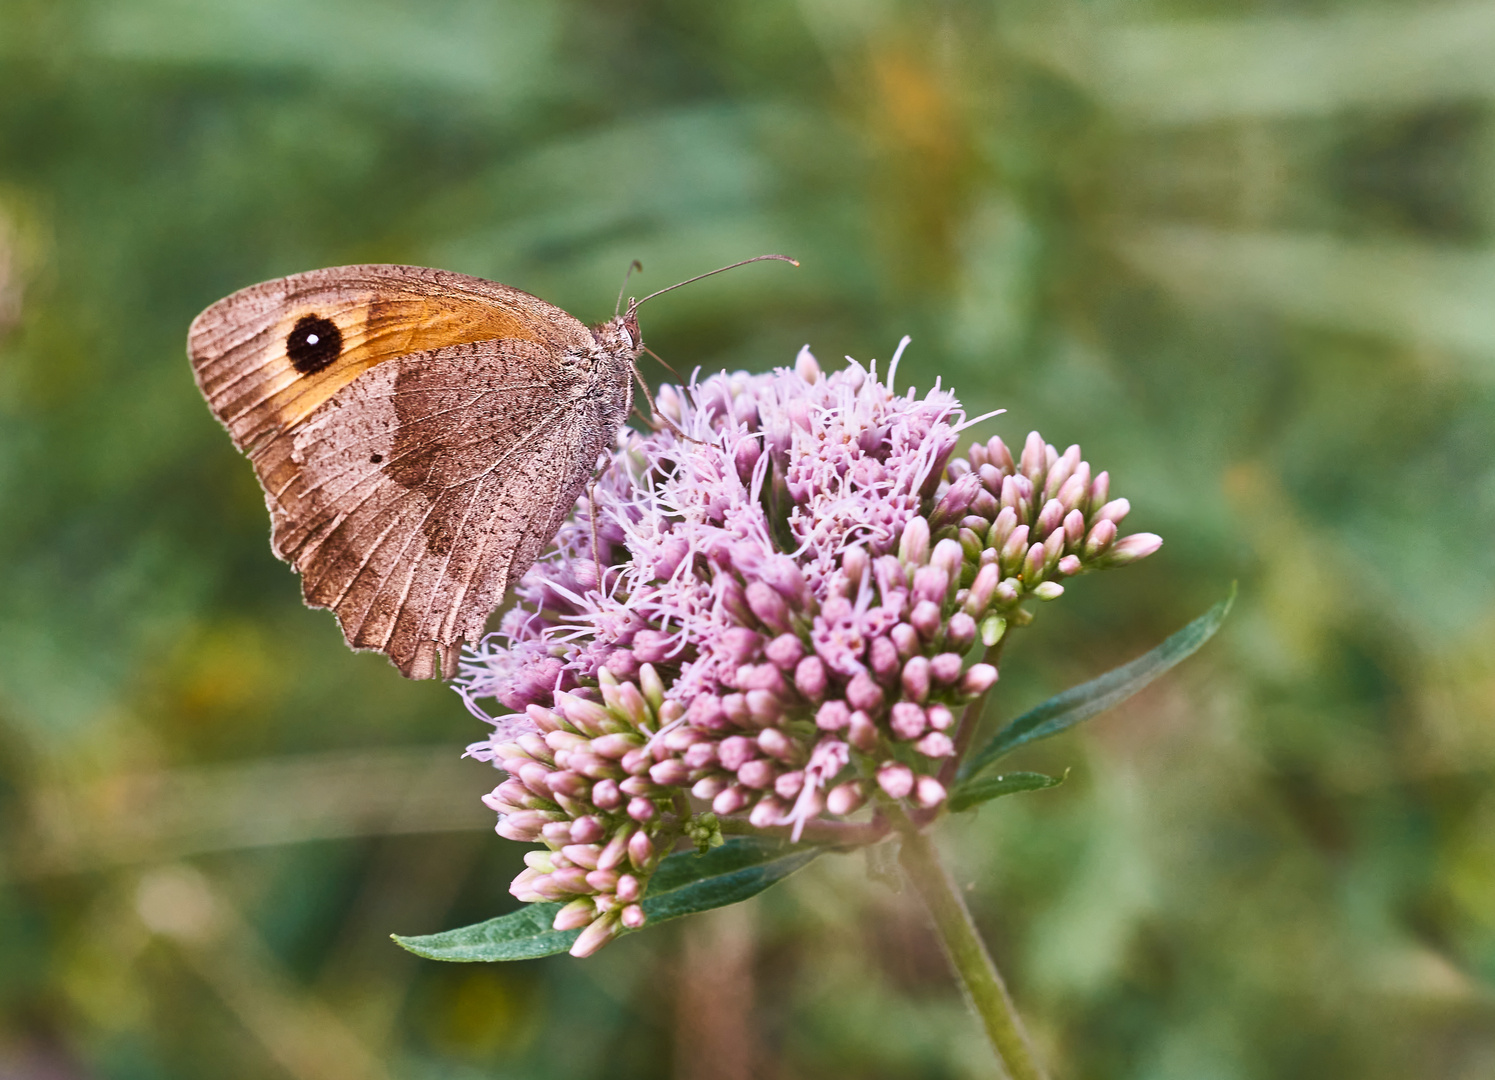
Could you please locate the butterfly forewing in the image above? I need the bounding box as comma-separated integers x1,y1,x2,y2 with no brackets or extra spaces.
187,265,637,679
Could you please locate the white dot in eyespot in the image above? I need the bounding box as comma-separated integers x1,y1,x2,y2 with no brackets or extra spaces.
306,334,319,345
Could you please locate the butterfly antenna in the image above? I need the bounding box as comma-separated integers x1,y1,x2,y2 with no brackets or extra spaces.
642,344,679,377
629,363,709,446
628,254,798,312
615,260,644,318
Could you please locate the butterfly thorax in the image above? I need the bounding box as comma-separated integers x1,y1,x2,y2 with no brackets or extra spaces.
586,313,641,423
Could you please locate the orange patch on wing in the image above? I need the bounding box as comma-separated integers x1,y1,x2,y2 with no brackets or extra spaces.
254,293,545,433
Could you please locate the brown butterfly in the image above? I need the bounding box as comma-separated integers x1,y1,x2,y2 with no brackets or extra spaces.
188,256,794,680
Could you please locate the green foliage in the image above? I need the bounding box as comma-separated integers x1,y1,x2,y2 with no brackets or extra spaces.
948,770,1066,814
395,838,819,962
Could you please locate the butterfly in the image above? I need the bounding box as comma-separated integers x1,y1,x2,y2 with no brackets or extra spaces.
187,256,794,680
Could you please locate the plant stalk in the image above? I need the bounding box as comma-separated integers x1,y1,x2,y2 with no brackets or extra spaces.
894,817,1048,1080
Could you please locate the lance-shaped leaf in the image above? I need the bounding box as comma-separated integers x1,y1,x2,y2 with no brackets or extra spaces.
392,836,820,962
959,584,1236,782
949,770,1065,813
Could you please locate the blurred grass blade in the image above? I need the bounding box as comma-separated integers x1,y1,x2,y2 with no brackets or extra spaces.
958,584,1236,781
948,770,1066,813
392,837,819,961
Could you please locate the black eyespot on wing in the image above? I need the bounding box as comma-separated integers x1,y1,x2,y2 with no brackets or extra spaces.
370,453,383,464
286,314,342,375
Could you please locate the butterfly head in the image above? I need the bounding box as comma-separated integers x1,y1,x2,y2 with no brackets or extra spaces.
593,308,642,360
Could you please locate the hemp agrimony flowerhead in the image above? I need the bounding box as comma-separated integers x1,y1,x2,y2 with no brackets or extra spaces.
456,339,1161,956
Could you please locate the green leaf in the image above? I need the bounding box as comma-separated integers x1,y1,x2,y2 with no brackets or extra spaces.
948,770,1065,813
392,836,819,962
959,584,1236,781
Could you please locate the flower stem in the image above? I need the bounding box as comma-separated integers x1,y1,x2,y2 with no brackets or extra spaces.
893,815,1048,1080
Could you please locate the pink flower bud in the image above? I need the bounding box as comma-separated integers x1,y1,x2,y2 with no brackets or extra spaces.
541,821,574,844
749,795,789,828
891,622,920,658
746,689,784,724
734,436,761,482
841,544,869,586
712,784,751,816
1044,444,1081,501
987,435,1016,474
683,742,718,769
591,779,623,810
517,756,559,801
1021,542,1046,582
964,562,999,615
546,770,591,800
569,912,622,957
721,693,751,726
795,654,828,699
846,671,885,713
927,703,955,731
555,692,614,736
526,704,564,732
619,775,659,798
901,655,931,702
914,775,947,808
738,759,777,789
627,797,656,822
1107,533,1163,564
910,600,942,640
598,827,634,870
1084,518,1118,558
758,727,798,762
946,612,976,653
496,817,544,842
827,780,868,816
931,473,981,527
627,829,654,870
978,462,1004,494
891,702,928,740
1034,581,1064,601
775,770,805,798
766,633,806,670
876,762,915,800
621,904,647,930
719,735,757,771
1058,554,1082,577
550,867,592,894
571,815,606,844
590,733,642,759
585,868,620,892
848,710,879,752
745,581,792,633
1095,498,1130,525
720,627,764,665
930,652,963,685
1035,498,1064,539
649,759,690,786
618,748,651,777
691,774,729,800
632,629,674,664
616,873,642,903
999,524,1030,576
898,516,931,566
815,700,850,731
915,732,954,758
960,663,998,696
1088,470,1110,511
869,635,900,679
562,844,602,870
1018,431,1045,481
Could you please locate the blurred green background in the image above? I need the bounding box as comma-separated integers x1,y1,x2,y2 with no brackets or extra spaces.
3,0,1494,1077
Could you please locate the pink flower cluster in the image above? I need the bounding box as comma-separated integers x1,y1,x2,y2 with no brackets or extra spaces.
459,341,1161,954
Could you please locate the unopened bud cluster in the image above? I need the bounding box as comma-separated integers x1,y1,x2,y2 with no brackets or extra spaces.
476,666,688,956
460,342,1161,954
